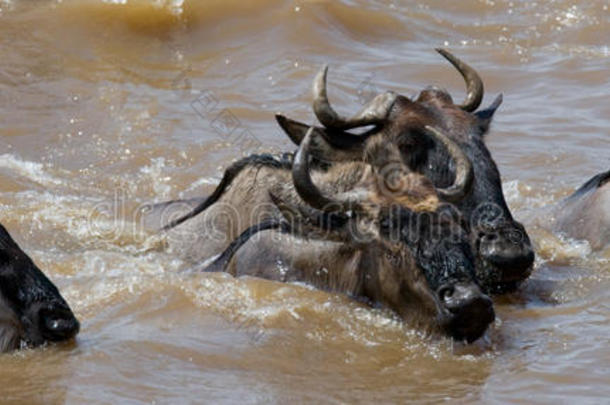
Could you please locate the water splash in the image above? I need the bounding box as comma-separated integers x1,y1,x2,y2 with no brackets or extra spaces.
0,153,63,187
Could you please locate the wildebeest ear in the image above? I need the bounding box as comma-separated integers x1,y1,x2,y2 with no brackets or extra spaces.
474,94,503,135
275,114,313,146
275,114,364,163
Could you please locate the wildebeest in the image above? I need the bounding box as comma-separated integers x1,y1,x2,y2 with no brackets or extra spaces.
0,224,80,352
163,49,534,293
552,169,610,251
160,125,495,342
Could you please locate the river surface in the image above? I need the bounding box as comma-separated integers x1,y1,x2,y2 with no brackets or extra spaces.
0,0,608,403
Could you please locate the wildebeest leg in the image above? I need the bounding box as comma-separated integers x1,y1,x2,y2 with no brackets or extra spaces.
162,153,294,231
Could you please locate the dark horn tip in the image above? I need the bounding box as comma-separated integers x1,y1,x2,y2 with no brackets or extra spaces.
435,48,450,58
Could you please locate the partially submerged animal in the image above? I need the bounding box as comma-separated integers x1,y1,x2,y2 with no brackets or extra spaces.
166,127,495,342
162,49,534,293
553,169,610,251
0,224,79,352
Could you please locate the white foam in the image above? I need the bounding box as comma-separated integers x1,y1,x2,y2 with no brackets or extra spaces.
138,157,172,198
0,153,63,187
503,179,557,211
0,190,162,254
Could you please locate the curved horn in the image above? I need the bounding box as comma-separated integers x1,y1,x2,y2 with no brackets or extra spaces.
292,128,360,213
313,65,397,130
425,126,474,202
436,48,484,112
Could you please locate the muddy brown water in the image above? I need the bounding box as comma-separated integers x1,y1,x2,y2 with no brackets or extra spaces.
0,0,608,403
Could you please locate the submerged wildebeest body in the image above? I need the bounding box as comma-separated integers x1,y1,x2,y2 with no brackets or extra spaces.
552,169,610,250
163,49,534,293
0,224,80,352
161,127,495,342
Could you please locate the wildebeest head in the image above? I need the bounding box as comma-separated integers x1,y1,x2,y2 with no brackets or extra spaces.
276,49,534,293
0,224,80,352
267,128,495,342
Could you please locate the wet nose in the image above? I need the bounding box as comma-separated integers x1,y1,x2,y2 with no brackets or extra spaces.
438,282,495,342
40,307,80,342
479,229,535,282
